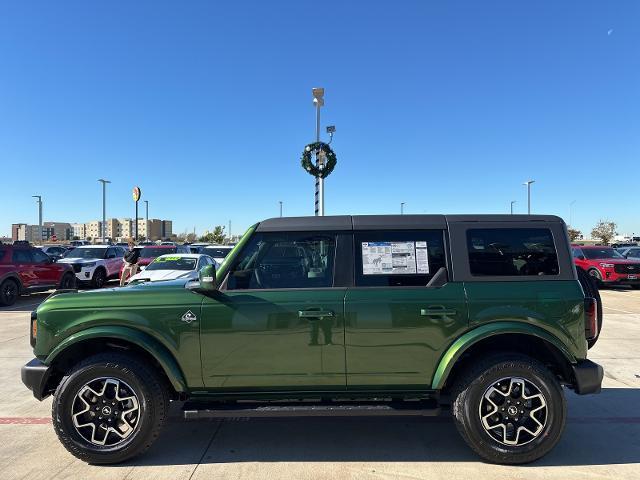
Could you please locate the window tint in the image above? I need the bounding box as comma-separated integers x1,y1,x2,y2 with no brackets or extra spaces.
31,249,50,263
571,247,583,258
12,249,32,263
354,230,446,287
226,232,336,290
628,248,640,258
467,228,559,276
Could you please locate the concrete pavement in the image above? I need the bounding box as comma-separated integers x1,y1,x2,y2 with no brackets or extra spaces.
1,289,639,479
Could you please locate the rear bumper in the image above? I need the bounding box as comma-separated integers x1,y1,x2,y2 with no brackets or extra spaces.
21,358,52,401
572,359,603,395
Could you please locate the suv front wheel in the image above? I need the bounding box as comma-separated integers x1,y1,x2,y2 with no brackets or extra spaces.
452,354,566,464
52,352,168,464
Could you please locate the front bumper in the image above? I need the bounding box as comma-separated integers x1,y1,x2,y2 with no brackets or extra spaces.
21,358,53,401
572,359,604,395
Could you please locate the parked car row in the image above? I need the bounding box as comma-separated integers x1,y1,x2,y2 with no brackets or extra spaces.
0,240,232,305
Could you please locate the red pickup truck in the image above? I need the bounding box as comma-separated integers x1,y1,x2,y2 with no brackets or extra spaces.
572,245,640,289
0,244,76,306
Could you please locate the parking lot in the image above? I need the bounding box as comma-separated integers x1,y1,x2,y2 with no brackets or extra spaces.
1,287,638,480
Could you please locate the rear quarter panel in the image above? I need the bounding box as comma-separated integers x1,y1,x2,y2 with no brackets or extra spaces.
463,280,587,360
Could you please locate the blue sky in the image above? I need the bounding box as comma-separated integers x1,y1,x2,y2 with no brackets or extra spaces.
1,1,638,238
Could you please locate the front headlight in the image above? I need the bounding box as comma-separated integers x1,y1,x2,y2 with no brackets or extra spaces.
82,262,97,268
599,263,615,268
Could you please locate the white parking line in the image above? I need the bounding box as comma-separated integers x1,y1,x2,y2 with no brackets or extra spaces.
603,306,637,314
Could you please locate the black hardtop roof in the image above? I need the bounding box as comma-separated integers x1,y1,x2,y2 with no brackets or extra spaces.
256,214,564,232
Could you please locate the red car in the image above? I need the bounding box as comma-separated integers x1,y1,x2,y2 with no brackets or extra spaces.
572,245,640,289
0,244,76,306
119,244,191,280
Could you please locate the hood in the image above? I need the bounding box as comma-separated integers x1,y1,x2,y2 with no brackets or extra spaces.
129,269,196,283
590,257,639,263
37,278,194,312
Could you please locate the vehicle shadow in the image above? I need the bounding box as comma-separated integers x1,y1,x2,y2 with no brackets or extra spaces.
0,292,51,312
124,387,640,467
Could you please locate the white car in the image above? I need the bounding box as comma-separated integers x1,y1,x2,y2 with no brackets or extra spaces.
199,245,234,265
58,245,125,288
127,253,215,284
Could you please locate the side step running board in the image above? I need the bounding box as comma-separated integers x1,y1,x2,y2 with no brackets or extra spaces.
183,400,441,419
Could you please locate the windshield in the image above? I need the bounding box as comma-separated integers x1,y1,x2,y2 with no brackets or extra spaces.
202,247,232,258
140,247,176,258
65,248,107,259
583,248,624,260
145,256,197,271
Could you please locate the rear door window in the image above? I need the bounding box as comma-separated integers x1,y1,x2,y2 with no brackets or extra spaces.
354,230,446,287
12,249,32,263
467,228,559,276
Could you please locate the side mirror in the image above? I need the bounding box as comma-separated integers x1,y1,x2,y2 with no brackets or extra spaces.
577,255,585,260
198,264,217,291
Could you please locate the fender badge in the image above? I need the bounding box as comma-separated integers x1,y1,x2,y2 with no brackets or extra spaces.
181,310,197,323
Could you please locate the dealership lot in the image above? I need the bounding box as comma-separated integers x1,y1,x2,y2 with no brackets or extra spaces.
1,288,638,480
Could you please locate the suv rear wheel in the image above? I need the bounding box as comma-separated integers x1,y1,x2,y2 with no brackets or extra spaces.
452,354,566,464
0,278,19,306
52,352,168,464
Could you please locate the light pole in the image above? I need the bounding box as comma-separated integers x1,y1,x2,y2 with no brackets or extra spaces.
32,195,42,243
523,180,535,214
569,200,576,226
510,200,516,214
144,200,149,240
97,179,110,244
279,201,283,218
401,202,406,215
228,220,232,243
312,87,324,216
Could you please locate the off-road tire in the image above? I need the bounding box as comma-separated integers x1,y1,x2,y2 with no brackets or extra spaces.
91,268,107,289
0,278,19,306
52,352,169,464
451,353,566,465
576,267,603,349
59,272,76,290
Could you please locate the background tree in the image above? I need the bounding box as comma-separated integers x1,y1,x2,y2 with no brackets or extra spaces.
199,225,226,244
567,227,582,241
591,220,617,245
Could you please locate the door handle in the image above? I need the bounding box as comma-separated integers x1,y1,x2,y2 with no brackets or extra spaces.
420,307,457,316
298,309,335,319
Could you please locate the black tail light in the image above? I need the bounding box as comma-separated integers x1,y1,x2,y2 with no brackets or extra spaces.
584,297,598,340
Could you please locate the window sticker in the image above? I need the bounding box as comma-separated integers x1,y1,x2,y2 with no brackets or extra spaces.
362,241,429,275
156,256,180,262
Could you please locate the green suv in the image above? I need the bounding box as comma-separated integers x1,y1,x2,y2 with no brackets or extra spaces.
21,215,603,465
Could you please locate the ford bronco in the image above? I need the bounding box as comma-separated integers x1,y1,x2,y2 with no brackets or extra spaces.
21,215,603,465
